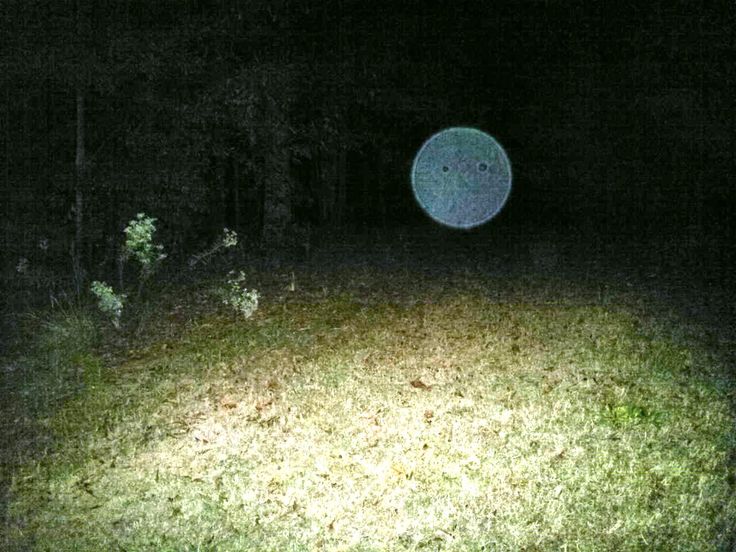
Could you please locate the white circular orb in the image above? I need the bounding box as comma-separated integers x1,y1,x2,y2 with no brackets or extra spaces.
411,127,512,229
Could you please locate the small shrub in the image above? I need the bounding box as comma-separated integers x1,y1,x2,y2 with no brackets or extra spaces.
90,280,126,329
188,227,239,268
123,213,166,278
222,228,238,249
221,270,259,319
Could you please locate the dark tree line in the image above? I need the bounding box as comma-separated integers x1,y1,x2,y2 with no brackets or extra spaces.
2,2,451,280
2,1,734,302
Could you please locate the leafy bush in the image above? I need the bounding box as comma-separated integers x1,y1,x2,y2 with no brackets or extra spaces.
90,281,126,329
89,213,164,327
123,213,166,278
221,270,259,319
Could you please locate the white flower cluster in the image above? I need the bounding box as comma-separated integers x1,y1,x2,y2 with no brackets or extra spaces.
124,213,166,274
90,280,126,329
188,228,238,268
222,270,259,319
222,228,238,249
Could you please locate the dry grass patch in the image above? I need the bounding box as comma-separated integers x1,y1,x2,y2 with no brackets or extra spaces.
4,277,735,551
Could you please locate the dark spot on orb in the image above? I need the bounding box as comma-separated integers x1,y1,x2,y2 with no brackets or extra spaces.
478,162,488,172
442,166,449,172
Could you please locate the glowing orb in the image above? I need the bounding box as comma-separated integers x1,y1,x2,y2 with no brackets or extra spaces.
411,127,512,229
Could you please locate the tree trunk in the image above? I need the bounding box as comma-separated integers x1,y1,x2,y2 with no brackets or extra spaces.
233,157,240,232
262,148,291,245
261,99,292,245
315,152,330,224
4,87,9,259
335,147,347,225
73,87,85,294
321,148,347,227
376,148,387,227
73,0,86,294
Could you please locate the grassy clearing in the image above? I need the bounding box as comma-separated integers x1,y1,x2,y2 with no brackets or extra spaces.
2,268,735,551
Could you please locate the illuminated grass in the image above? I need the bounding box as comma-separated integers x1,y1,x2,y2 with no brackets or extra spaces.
3,271,735,551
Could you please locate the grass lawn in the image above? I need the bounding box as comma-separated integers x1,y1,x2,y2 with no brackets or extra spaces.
2,251,735,550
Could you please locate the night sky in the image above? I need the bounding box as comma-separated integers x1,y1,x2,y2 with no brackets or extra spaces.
324,1,734,237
